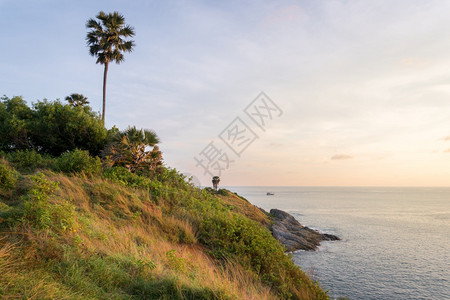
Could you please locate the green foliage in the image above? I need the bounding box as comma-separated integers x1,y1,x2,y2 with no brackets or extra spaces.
199,212,285,270
53,149,102,176
102,126,162,174
65,93,89,107
203,187,215,194
103,166,151,188
22,173,75,232
0,96,107,156
0,96,33,151
198,209,328,299
156,167,189,189
165,249,187,272
4,150,52,173
30,100,107,156
0,159,19,192
86,11,135,65
217,189,230,196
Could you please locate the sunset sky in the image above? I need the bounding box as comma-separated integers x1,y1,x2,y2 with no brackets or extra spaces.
1,0,450,186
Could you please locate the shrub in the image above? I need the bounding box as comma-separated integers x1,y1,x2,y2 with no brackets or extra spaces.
0,159,19,193
30,100,107,156
217,189,230,196
156,167,189,189
22,173,76,232
103,166,150,188
53,149,102,176
165,249,187,272
5,150,52,173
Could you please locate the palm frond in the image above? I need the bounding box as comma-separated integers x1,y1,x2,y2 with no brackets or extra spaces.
143,130,159,146
86,11,135,65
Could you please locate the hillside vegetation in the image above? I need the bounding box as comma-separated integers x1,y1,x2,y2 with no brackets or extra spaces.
0,96,328,299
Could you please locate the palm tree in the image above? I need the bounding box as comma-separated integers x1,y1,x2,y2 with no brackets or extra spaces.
65,93,89,107
212,176,220,191
113,126,159,146
86,11,135,125
103,126,161,173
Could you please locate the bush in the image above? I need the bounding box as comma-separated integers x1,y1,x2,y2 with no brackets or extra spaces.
198,210,319,299
30,100,107,156
0,159,19,193
103,166,150,188
5,150,52,173
54,149,102,176
217,189,230,196
0,96,107,156
156,168,189,189
22,173,76,232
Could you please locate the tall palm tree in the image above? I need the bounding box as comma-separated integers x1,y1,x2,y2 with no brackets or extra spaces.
86,11,135,125
65,93,89,107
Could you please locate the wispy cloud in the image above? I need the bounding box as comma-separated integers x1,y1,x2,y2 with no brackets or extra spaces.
331,154,354,160
445,149,450,153
442,136,450,141
399,57,429,68
269,142,284,147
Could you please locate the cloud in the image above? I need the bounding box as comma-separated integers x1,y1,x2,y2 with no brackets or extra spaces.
331,154,354,160
445,149,450,153
399,57,429,68
269,142,283,147
442,136,450,141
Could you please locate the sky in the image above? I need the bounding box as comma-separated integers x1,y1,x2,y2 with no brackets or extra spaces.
1,0,450,186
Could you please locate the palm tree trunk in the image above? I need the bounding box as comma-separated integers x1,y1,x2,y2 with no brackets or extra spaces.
102,62,109,126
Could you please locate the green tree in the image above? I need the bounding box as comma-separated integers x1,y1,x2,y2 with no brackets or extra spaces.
103,126,161,174
212,176,220,191
65,93,89,107
0,96,107,156
30,100,107,156
86,11,135,125
0,96,33,151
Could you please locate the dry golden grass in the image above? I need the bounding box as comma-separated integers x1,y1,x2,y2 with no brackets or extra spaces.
0,235,77,299
48,173,278,299
0,237,14,273
0,171,327,299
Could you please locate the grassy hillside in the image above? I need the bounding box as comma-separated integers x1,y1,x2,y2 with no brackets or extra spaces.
0,154,329,299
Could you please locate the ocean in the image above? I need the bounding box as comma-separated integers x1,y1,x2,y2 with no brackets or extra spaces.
226,186,450,300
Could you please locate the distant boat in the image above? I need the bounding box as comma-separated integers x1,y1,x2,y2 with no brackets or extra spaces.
266,192,274,196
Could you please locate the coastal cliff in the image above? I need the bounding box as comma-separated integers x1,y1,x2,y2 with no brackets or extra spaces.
215,191,340,252
270,209,340,252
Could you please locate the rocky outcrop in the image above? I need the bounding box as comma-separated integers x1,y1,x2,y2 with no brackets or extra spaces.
270,209,340,252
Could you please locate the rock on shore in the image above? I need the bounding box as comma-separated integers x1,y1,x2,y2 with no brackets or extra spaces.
270,209,340,252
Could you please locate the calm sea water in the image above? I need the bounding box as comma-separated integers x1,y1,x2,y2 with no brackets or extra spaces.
226,186,450,300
